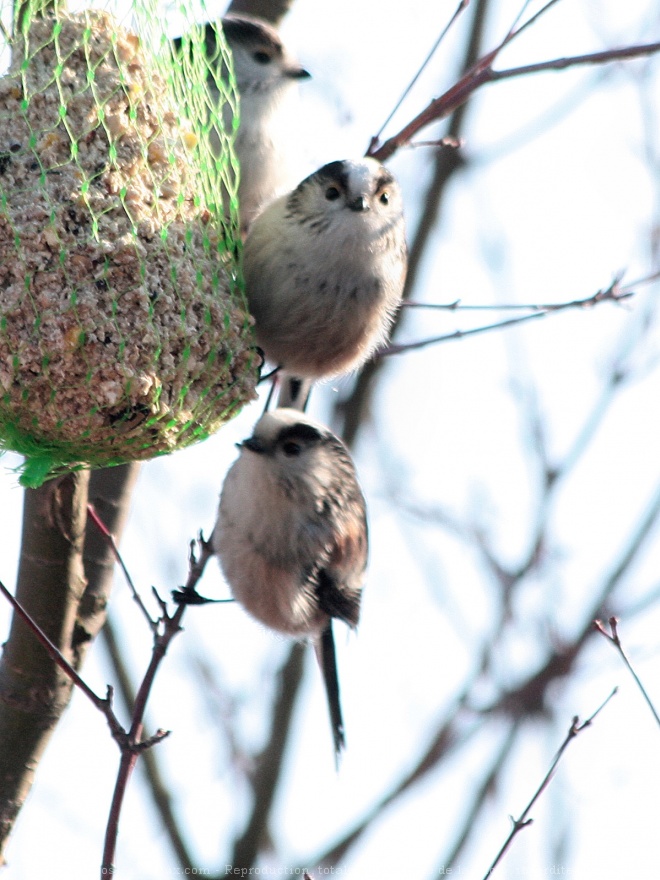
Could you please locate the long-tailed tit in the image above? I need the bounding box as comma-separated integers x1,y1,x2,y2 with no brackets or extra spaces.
177,16,311,235
243,158,408,399
212,408,368,757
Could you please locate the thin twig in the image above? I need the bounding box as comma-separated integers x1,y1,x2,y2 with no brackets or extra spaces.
594,617,660,730
481,689,617,880
491,41,660,82
379,312,546,356
380,275,638,356
101,533,215,876
100,617,199,872
87,503,158,633
183,531,216,591
505,0,563,44
370,0,563,160
407,136,465,151
171,530,233,604
402,279,638,311
371,27,660,163
0,579,128,744
371,0,470,147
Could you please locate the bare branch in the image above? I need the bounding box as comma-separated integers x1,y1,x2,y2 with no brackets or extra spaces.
379,312,546,356
103,595,184,865
371,24,660,163
337,0,493,448
100,617,198,871
369,0,562,160
87,502,158,633
594,617,660,730
481,690,616,880
371,0,470,147
403,274,645,311
379,275,637,356
230,643,306,871
491,41,660,83
0,580,124,737
102,532,218,874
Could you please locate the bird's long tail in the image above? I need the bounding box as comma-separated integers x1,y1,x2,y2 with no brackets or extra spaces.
315,623,345,762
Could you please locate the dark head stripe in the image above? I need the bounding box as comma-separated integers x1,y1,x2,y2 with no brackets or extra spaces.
222,16,284,54
277,423,324,447
314,160,351,191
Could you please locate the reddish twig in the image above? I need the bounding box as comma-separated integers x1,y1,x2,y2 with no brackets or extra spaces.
370,0,470,149
87,502,157,633
101,533,215,876
0,538,214,880
369,0,562,160
0,579,127,744
490,42,660,83
0,528,217,878
482,689,617,880
370,1,660,165
594,616,660,730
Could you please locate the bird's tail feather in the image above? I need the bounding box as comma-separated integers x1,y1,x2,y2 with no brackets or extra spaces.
315,623,345,762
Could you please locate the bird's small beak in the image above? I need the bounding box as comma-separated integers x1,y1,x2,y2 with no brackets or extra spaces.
287,66,311,80
347,195,369,213
238,436,267,454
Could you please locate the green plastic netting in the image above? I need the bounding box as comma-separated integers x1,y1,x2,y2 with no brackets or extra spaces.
0,0,259,487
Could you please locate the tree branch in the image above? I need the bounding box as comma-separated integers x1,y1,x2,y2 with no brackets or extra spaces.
0,472,89,860
102,535,215,875
380,274,635,356
594,617,660,730
481,691,616,880
370,14,660,164
230,643,306,871
100,616,198,872
74,464,141,672
87,496,157,633
433,722,521,880
336,0,493,448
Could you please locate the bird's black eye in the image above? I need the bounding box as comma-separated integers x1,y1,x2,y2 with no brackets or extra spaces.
253,51,271,64
282,441,302,456
325,186,341,201
379,191,390,205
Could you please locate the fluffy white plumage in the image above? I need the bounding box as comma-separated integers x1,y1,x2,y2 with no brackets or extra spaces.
212,408,368,756
243,157,408,384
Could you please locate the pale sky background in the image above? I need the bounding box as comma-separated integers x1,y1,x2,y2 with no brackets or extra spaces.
1,0,660,878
